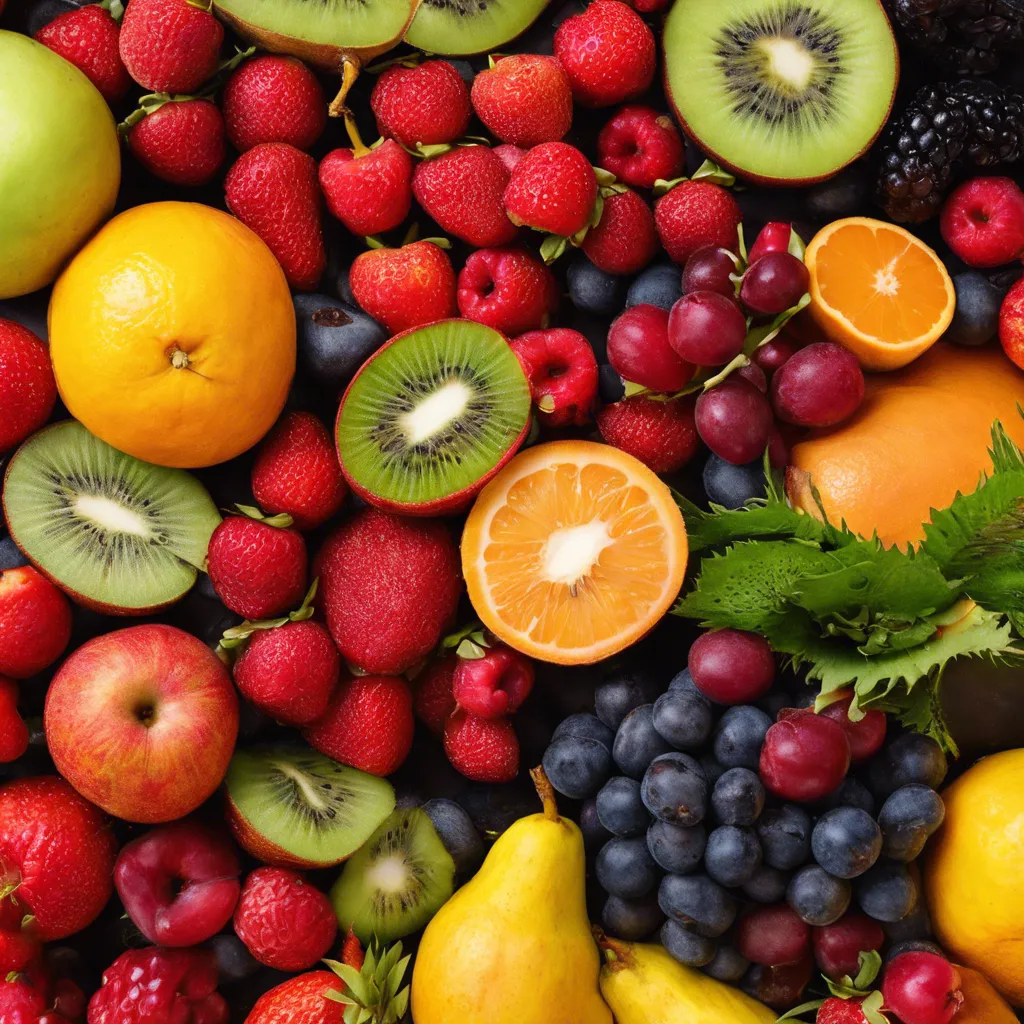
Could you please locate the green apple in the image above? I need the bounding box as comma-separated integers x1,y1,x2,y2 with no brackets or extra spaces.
0,31,120,299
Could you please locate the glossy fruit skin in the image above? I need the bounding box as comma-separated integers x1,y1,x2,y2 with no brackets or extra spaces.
737,904,810,967
947,271,1003,347
740,253,810,316
128,98,226,187
114,821,241,947
607,303,692,392
510,328,598,428
811,808,882,880
695,380,775,466
293,294,387,392
0,677,27,763
655,181,742,265
371,59,471,149
33,4,130,101
940,176,1024,268
244,970,344,1024
222,55,325,153
413,657,457,738
882,952,964,1024
597,395,699,474
658,872,736,938
819,696,886,763
748,222,797,265
582,189,658,276
682,246,737,297
319,140,413,238
598,105,685,189
771,342,865,428
999,275,1024,371
878,785,945,862
504,142,598,238
752,335,798,375
0,319,56,452
703,454,768,510
443,709,519,783
457,247,559,336
627,264,683,311
813,913,885,979
0,566,72,678
668,291,747,366
760,710,851,803
688,629,774,705
787,865,852,927
471,54,573,147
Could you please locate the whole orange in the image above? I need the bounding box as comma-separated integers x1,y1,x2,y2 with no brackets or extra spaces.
48,201,295,468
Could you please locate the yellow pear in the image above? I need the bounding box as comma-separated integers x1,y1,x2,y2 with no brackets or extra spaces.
598,933,777,1024
411,768,612,1024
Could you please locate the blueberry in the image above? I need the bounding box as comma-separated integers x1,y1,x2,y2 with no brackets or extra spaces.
704,825,762,888
596,837,662,899
647,819,707,874
613,705,674,779
552,712,615,750
598,363,626,405
596,776,651,838
595,670,661,729
580,798,613,853
757,805,811,870
661,919,717,967
641,752,708,826
867,734,948,799
712,705,772,769
803,165,869,221
811,807,882,879
878,785,946,862
652,688,714,752
658,873,737,938
668,669,700,695
208,934,261,982
946,271,1003,347
0,536,28,571
421,799,485,878
885,939,944,964
567,256,626,316
856,861,919,923
787,865,851,926
711,768,765,826
742,864,790,903
703,454,768,510
703,943,750,983
293,294,387,391
542,736,612,800
602,893,665,941
626,263,683,311
884,903,934,944
817,777,876,816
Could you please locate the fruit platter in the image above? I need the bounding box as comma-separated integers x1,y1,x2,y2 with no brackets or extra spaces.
2,0,1024,1021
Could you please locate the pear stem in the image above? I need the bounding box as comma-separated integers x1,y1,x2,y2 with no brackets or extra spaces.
594,928,632,965
530,766,560,822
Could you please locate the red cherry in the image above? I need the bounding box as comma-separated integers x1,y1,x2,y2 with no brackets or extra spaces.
882,951,964,1024
759,709,851,802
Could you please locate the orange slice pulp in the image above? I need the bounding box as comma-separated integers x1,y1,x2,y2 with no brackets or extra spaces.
461,441,688,665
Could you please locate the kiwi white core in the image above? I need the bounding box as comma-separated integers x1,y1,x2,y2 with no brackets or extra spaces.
368,853,412,893
760,37,815,92
401,380,472,445
74,494,152,538
543,521,613,586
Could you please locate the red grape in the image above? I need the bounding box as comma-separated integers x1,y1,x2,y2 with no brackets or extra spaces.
741,953,814,1011
749,222,796,264
736,361,767,393
771,342,865,428
759,709,851,802
813,913,885,979
668,291,747,366
607,304,693,392
882,952,964,1024
740,252,810,315
767,427,788,469
752,335,798,375
819,696,887,763
688,629,775,705
682,246,737,297
737,904,811,967
694,379,774,465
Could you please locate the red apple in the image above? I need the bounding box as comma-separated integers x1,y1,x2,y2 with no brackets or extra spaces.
44,624,238,823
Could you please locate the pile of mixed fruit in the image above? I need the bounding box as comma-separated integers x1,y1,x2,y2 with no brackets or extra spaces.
1,0,1024,1022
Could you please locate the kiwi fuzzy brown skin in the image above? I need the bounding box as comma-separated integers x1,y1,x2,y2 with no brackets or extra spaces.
334,319,532,517
661,0,899,187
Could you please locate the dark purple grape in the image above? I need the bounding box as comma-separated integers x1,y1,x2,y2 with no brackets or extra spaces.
740,252,810,315
771,342,865,428
682,246,737,297
695,379,774,466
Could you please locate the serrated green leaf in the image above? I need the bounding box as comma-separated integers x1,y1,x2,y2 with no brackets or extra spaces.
989,416,1024,473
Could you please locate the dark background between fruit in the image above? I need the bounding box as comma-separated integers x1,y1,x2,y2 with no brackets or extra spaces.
2,0,1024,1019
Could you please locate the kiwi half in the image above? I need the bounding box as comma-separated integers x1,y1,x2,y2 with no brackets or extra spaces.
663,0,898,184
336,319,531,515
404,0,550,55
1,419,220,614
330,807,456,943
225,747,396,869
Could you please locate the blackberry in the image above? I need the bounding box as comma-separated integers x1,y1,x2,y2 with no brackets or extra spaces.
884,0,1024,76
874,79,1024,222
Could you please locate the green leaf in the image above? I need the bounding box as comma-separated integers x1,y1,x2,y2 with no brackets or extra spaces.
989,415,1024,472
415,142,456,159
540,234,569,264
622,379,651,399
788,228,807,260
456,638,487,659
329,963,369,1005
854,950,883,990
593,166,618,186
652,176,687,197
774,999,825,1022
736,222,748,265
742,292,811,353
861,990,890,1024
690,158,737,186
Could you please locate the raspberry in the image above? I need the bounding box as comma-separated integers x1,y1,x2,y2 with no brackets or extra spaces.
597,106,685,189
509,328,599,428
457,247,559,337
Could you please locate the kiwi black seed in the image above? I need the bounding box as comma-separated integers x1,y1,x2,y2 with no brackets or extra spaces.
330,807,456,943
663,0,898,184
336,319,531,511
404,0,550,56
1,419,221,613
225,747,396,868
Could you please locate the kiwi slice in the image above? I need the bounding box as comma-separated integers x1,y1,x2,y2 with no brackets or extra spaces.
226,747,396,869
404,0,550,55
336,319,531,513
330,807,456,943
663,0,898,184
1,419,220,613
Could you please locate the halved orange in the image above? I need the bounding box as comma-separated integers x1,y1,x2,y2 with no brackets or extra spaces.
805,217,956,371
461,440,688,666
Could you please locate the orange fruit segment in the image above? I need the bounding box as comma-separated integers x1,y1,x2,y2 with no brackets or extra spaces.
805,217,955,371
462,441,688,665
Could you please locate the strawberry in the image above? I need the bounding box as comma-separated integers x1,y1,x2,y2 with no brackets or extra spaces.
597,395,700,474
245,972,344,1024
315,508,462,675
233,620,339,727
554,0,656,109
126,97,226,187
34,3,130,102
504,142,598,238
233,867,337,972
0,319,57,453
118,0,223,94
443,710,519,783
0,566,73,679
597,105,685,189
225,142,326,291
319,114,413,238
303,674,414,777
494,144,527,173
510,328,599,428
0,969,83,1024
206,509,308,620
348,240,457,336
0,678,27,764
370,59,471,149
471,54,573,147
412,146,518,248
413,655,457,735
251,411,347,531
222,55,326,153
457,247,559,336
655,180,743,264
817,997,875,1024
582,188,658,275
